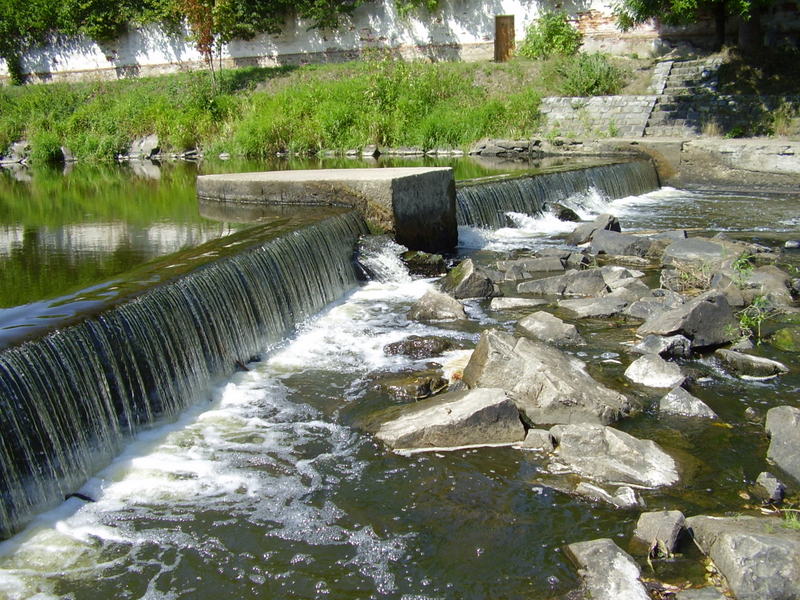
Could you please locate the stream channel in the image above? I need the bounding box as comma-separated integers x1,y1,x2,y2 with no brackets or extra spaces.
0,157,799,599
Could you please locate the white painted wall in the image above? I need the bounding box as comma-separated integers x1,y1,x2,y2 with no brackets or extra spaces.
0,0,660,82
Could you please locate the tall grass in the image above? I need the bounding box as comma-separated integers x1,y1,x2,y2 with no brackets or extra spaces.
1,56,622,162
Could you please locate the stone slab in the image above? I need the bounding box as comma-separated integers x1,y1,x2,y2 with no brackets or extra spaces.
197,167,457,253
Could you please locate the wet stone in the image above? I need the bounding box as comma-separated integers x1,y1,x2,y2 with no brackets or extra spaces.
755,471,786,503
625,354,685,389
565,538,649,600
632,510,685,553
632,334,692,358
659,387,718,419
383,336,457,359
408,290,467,322
517,311,584,346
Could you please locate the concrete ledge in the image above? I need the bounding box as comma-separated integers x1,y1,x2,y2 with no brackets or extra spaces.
197,167,457,253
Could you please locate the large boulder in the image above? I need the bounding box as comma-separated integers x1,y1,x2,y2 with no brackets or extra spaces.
517,269,609,297
408,290,467,322
565,538,649,600
661,238,728,268
765,406,800,484
659,387,718,419
517,311,584,345
715,349,789,378
625,289,685,321
375,388,525,451
591,230,653,257
441,258,494,299
128,133,160,159
463,330,635,425
637,290,737,349
549,424,680,487
685,515,800,600
625,354,685,389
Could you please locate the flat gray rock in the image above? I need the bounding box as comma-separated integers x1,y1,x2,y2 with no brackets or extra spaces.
517,269,609,297
632,510,685,553
637,290,737,349
375,388,525,451
518,311,584,345
662,238,727,267
625,354,685,389
408,290,467,322
549,424,679,487
489,297,549,311
463,330,635,426
686,515,800,600
765,405,800,484
591,230,653,257
675,588,726,600
565,538,649,600
519,428,553,451
659,387,718,419
559,296,629,318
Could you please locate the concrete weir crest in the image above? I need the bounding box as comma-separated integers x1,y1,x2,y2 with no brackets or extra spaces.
196,167,458,253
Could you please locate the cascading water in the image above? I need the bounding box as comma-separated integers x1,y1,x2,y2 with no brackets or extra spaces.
456,160,660,228
0,212,368,539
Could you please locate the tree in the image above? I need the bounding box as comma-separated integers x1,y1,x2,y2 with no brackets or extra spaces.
613,0,768,51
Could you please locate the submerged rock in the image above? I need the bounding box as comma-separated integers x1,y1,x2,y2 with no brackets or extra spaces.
574,482,642,509
517,311,584,346
441,258,494,299
637,290,737,349
715,349,789,378
408,290,467,322
632,510,685,554
565,538,649,600
549,424,679,487
765,405,800,484
659,387,718,419
686,514,800,600
770,326,800,352
375,388,525,451
383,336,456,359
625,354,685,389
675,588,726,600
463,330,635,426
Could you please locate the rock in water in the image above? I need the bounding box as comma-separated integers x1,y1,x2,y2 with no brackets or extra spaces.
659,387,718,419
686,515,800,600
517,269,609,297
408,290,467,322
441,258,494,299
715,349,789,378
375,388,525,451
517,311,584,346
565,538,649,600
549,424,679,487
462,330,635,425
637,290,737,349
383,336,455,359
754,471,786,503
632,510,685,554
490,297,549,311
590,230,653,257
624,354,685,388
765,405,800,484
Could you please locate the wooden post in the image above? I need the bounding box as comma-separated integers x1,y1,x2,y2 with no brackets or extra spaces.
494,15,515,62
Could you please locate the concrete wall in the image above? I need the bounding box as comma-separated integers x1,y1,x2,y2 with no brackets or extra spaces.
1,0,666,83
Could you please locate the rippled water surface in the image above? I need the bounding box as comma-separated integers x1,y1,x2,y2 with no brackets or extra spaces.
1,165,799,599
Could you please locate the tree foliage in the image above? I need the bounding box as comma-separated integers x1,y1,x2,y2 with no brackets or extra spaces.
0,0,381,84
517,12,583,60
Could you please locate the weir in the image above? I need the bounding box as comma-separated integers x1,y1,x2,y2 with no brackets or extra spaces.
0,211,368,538
456,160,660,228
0,159,660,541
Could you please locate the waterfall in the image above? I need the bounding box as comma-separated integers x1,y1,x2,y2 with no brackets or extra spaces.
0,212,368,539
456,160,660,228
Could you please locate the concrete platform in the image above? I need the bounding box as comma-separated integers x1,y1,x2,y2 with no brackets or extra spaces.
197,167,457,253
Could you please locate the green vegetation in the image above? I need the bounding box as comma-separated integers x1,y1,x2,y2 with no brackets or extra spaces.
546,53,625,97
737,295,774,343
0,54,632,161
517,11,583,60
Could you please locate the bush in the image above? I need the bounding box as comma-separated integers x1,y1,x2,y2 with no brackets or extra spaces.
517,12,583,60
553,53,624,96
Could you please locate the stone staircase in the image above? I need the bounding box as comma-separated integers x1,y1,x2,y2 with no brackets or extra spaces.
644,58,723,137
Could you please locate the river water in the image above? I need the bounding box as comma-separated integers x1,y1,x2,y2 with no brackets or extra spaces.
0,163,799,599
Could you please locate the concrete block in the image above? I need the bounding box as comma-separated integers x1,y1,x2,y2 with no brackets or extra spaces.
197,167,457,253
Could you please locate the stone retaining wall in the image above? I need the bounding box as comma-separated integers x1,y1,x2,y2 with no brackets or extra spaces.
541,96,659,138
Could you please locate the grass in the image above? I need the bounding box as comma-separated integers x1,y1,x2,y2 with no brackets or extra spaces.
0,54,633,162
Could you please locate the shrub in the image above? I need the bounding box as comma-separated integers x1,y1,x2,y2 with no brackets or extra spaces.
518,12,583,60
554,53,625,96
